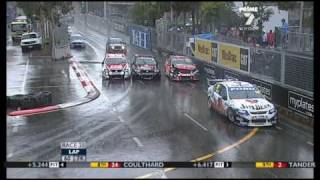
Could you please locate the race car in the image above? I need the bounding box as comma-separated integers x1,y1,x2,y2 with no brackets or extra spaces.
207,80,277,127
131,54,161,80
164,55,199,81
105,37,127,55
102,54,131,80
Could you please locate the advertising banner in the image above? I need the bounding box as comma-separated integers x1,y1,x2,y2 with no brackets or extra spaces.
129,25,151,50
219,43,249,72
288,91,313,118
195,39,212,62
251,79,272,101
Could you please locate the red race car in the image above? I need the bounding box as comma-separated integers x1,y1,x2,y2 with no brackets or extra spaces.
164,55,199,81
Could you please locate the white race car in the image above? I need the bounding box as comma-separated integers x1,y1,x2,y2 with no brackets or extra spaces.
102,54,131,80
207,80,277,127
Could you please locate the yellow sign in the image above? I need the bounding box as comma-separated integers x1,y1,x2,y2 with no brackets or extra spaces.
219,44,240,69
256,162,274,168
195,39,212,62
90,162,99,168
100,162,109,168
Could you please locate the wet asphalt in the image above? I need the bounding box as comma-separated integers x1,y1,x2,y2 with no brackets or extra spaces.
6,16,314,178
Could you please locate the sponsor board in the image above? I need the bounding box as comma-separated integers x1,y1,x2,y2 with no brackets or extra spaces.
195,39,212,62
288,91,313,118
129,26,151,49
251,79,272,100
219,43,249,72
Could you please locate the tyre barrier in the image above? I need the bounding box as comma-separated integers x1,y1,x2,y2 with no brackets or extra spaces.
7,92,53,110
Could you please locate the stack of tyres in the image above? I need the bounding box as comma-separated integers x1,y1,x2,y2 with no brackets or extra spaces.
9,94,24,109
39,91,52,106
7,91,53,110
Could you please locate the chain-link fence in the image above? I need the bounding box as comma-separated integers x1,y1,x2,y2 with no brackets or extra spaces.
250,48,282,82
284,54,313,92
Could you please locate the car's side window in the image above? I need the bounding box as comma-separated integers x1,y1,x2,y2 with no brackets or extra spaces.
219,86,227,99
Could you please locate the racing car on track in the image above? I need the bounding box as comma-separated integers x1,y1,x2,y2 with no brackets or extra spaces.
102,54,131,80
105,37,127,55
164,55,199,81
131,54,161,80
207,79,277,127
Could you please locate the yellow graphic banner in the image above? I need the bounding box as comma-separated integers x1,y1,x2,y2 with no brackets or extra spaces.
219,44,241,69
195,39,212,62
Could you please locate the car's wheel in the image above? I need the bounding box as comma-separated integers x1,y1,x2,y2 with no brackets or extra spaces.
21,47,26,53
37,44,42,50
227,108,236,123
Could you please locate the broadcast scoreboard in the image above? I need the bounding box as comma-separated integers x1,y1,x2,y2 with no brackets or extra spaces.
5,142,315,169
5,161,316,168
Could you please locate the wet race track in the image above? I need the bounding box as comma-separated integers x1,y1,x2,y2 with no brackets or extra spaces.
6,21,314,178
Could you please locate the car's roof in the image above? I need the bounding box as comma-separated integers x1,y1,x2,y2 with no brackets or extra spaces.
106,54,126,58
170,55,191,61
220,81,255,88
71,33,82,37
135,54,154,58
22,32,37,36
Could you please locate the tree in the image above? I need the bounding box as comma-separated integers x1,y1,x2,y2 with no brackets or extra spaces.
200,2,238,33
130,2,170,27
16,2,73,57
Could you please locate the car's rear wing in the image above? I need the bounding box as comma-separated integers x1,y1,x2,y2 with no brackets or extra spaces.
207,78,238,86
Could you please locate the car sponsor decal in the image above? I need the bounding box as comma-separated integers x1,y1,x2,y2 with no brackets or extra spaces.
288,91,313,118
245,99,258,104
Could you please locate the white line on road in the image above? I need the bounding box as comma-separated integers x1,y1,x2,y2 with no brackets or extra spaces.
21,57,29,94
184,113,208,131
118,116,124,123
307,141,314,146
275,126,283,130
132,137,144,147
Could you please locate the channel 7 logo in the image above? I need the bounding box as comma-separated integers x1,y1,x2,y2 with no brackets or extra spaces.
239,7,259,30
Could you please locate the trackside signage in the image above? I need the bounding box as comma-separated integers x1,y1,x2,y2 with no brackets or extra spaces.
288,91,313,118
251,79,272,101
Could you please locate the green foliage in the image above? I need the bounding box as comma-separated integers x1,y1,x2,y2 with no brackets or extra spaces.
130,2,168,26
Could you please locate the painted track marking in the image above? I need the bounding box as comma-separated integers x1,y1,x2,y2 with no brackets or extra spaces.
184,113,208,131
136,128,259,178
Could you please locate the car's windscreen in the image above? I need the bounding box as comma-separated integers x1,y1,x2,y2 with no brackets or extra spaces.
228,87,264,99
136,58,156,65
22,34,37,40
71,36,82,41
109,38,123,44
11,24,27,31
172,58,193,65
106,58,126,64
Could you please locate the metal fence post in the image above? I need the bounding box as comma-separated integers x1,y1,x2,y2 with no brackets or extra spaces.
280,50,286,84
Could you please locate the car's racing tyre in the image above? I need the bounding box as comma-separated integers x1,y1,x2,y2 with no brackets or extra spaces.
21,47,27,53
39,91,52,106
9,94,25,109
20,94,36,110
37,44,42,50
227,108,236,123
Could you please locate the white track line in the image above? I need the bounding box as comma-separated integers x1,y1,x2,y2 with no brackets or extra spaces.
306,141,314,146
21,57,29,93
184,113,208,131
275,126,283,130
132,137,144,147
